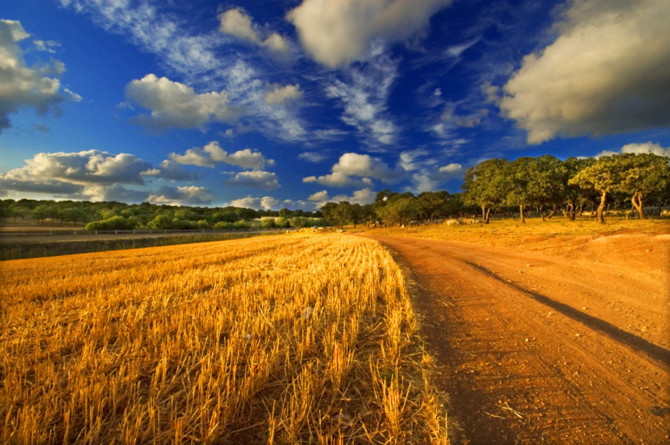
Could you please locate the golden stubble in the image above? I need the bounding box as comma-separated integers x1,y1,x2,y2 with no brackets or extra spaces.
0,234,447,444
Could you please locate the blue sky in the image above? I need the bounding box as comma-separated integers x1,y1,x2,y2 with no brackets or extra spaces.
1,0,669,210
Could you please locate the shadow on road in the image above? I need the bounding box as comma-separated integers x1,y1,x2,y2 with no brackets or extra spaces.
463,261,670,366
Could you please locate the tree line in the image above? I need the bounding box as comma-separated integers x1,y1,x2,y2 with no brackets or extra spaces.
0,199,326,230
462,153,669,224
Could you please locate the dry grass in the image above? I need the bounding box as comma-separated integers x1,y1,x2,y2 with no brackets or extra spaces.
365,216,670,252
0,233,447,444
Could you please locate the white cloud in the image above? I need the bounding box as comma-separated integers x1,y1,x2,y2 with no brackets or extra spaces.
407,159,462,193
1,150,150,187
148,185,213,206
596,141,670,158
298,152,327,163
0,149,163,201
501,0,670,144
169,141,273,170
219,7,289,53
308,188,376,208
229,195,282,210
325,53,399,145
126,74,236,130
398,149,429,172
305,152,400,187
411,173,437,193
264,84,302,105
287,0,452,67
141,160,199,181
307,190,329,202
438,163,462,176
0,19,79,132
33,39,60,53
225,170,279,190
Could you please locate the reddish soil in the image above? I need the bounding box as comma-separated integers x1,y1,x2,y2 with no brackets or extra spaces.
369,234,670,444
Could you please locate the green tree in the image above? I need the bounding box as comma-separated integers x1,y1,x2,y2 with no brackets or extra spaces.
350,203,364,228
376,196,419,226
320,202,339,227
148,214,174,229
289,217,305,229
531,155,568,220
563,157,596,220
85,215,136,230
32,204,59,223
462,158,510,223
505,157,534,223
261,218,276,229
616,153,670,219
569,155,624,224
417,191,448,221
332,202,352,229
60,207,89,226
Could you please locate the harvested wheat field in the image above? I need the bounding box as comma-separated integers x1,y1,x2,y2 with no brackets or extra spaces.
0,234,447,444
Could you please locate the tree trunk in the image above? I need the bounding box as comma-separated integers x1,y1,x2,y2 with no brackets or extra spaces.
484,207,491,224
519,204,526,223
547,205,557,219
566,201,576,221
597,191,607,224
632,192,645,220
481,205,486,221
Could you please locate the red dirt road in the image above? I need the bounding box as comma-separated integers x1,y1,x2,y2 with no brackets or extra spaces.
369,235,670,444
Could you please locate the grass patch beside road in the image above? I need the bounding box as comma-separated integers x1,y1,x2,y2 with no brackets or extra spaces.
365,217,670,252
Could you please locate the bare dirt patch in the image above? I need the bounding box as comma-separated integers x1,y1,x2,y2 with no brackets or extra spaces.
368,233,669,444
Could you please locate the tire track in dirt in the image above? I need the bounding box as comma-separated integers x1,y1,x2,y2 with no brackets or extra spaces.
369,235,670,444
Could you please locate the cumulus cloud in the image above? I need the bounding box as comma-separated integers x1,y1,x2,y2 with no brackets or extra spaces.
308,188,376,208
0,150,150,187
169,141,273,170
148,185,213,206
0,19,79,132
596,141,670,158
407,163,462,193
228,195,284,210
304,152,400,187
219,7,289,53
125,74,237,131
287,0,452,67
225,170,279,190
141,160,200,181
501,0,670,144
325,53,399,145
0,149,160,201
264,84,302,105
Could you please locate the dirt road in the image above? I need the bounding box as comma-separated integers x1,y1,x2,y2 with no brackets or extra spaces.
369,235,669,444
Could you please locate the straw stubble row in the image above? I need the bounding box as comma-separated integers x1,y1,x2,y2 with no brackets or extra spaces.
1,234,447,444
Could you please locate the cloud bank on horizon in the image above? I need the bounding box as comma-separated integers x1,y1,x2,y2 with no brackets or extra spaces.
1,0,668,208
